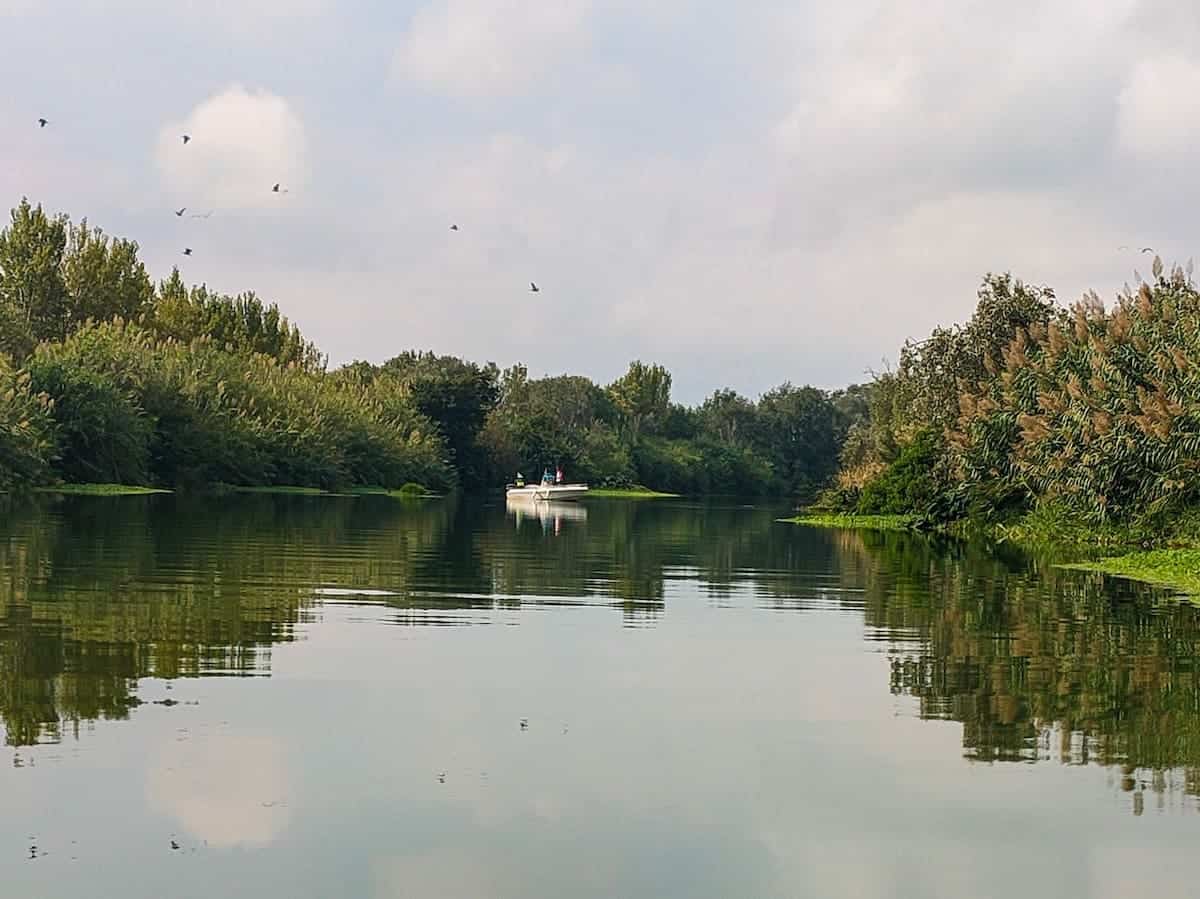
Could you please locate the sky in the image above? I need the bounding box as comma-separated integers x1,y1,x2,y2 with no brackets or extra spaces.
2,0,1198,402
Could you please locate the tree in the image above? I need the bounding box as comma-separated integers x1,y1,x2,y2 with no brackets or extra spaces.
147,274,324,371
374,352,501,487
607,361,672,443
0,301,35,361
754,383,844,499
0,199,68,342
699,389,756,445
479,367,636,483
62,220,154,328
895,273,1059,434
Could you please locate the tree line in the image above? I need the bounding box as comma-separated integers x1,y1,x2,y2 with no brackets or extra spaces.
0,199,863,495
823,263,1200,528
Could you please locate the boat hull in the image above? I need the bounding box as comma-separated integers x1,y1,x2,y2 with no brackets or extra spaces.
505,484,589,501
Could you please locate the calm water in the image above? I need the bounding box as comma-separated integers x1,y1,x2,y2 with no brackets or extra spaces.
3,493,1200,897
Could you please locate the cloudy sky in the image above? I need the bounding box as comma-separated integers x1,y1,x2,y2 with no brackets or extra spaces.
1,0,1197,401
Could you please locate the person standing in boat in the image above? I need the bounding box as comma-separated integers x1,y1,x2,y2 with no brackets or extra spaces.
515,472,525,487
555,465,564,485
542,468,553,486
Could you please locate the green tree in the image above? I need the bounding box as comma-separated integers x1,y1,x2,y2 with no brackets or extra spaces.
62,220,154,328
0,301,35,361
369,352,500,487
147,275,324,371
699,389,756,444
0,199,69,342
754,383,845,499
607,361,672,443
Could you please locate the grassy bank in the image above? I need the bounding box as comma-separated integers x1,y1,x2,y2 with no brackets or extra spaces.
586,487,679,499
30,482,439,499
347,484,437,499
35,484,171,496
790,505,1200,599
786,513,918,531
1061,550,1200,599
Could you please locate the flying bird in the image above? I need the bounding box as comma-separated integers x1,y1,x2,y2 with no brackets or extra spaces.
174,207,186,217
170,840,180,851
1142,247,1155,254
519,717,529,730
272,183,289,193
530,282,540,293
37,118,48,128
181,134,191,145
450,224,459,231
182,248,193,256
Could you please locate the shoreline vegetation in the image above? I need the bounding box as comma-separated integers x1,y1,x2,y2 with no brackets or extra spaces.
787,513,916,531
585,487,678,498
0,200,861,502
34,483,172,496
27,483,673,500
791,260,1200,601
787,512,1200,599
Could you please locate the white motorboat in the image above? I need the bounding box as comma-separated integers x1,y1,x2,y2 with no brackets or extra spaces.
505,483,589,501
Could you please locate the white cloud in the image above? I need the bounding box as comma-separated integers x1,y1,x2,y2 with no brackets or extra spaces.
393,0,593,97
1117,55,1200,162
155,85,307,210
146,734,290,848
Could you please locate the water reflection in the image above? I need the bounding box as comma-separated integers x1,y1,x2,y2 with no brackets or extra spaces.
2,492,1200,816
505,496,588,531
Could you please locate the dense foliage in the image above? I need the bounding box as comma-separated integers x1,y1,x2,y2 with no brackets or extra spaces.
0,199,860,495
477,363,863,497
829,264,1200,527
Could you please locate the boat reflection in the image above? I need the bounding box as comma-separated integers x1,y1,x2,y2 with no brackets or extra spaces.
505,496,588,534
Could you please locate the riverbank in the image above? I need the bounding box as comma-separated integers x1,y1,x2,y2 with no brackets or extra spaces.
585,487,679,499
28,482,438,499
1061,550,1200,598
35,484,172,496
30,482,671,500
787,513,916,531
787,510,1200,600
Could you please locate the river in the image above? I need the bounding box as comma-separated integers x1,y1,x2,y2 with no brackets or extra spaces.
2,493,1199,897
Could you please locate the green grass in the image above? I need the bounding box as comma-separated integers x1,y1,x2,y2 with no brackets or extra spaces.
35,483,171,496
786,513,918,531
984,506,1158,553
347,483,438,499
586,487,678,499
1060,549,1200,598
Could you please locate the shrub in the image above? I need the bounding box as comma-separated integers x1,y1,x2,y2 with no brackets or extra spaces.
32,321,454,490
27,351,151,484
0,354,54,487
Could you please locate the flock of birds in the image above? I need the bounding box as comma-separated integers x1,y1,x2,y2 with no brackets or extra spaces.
36,118,544,293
